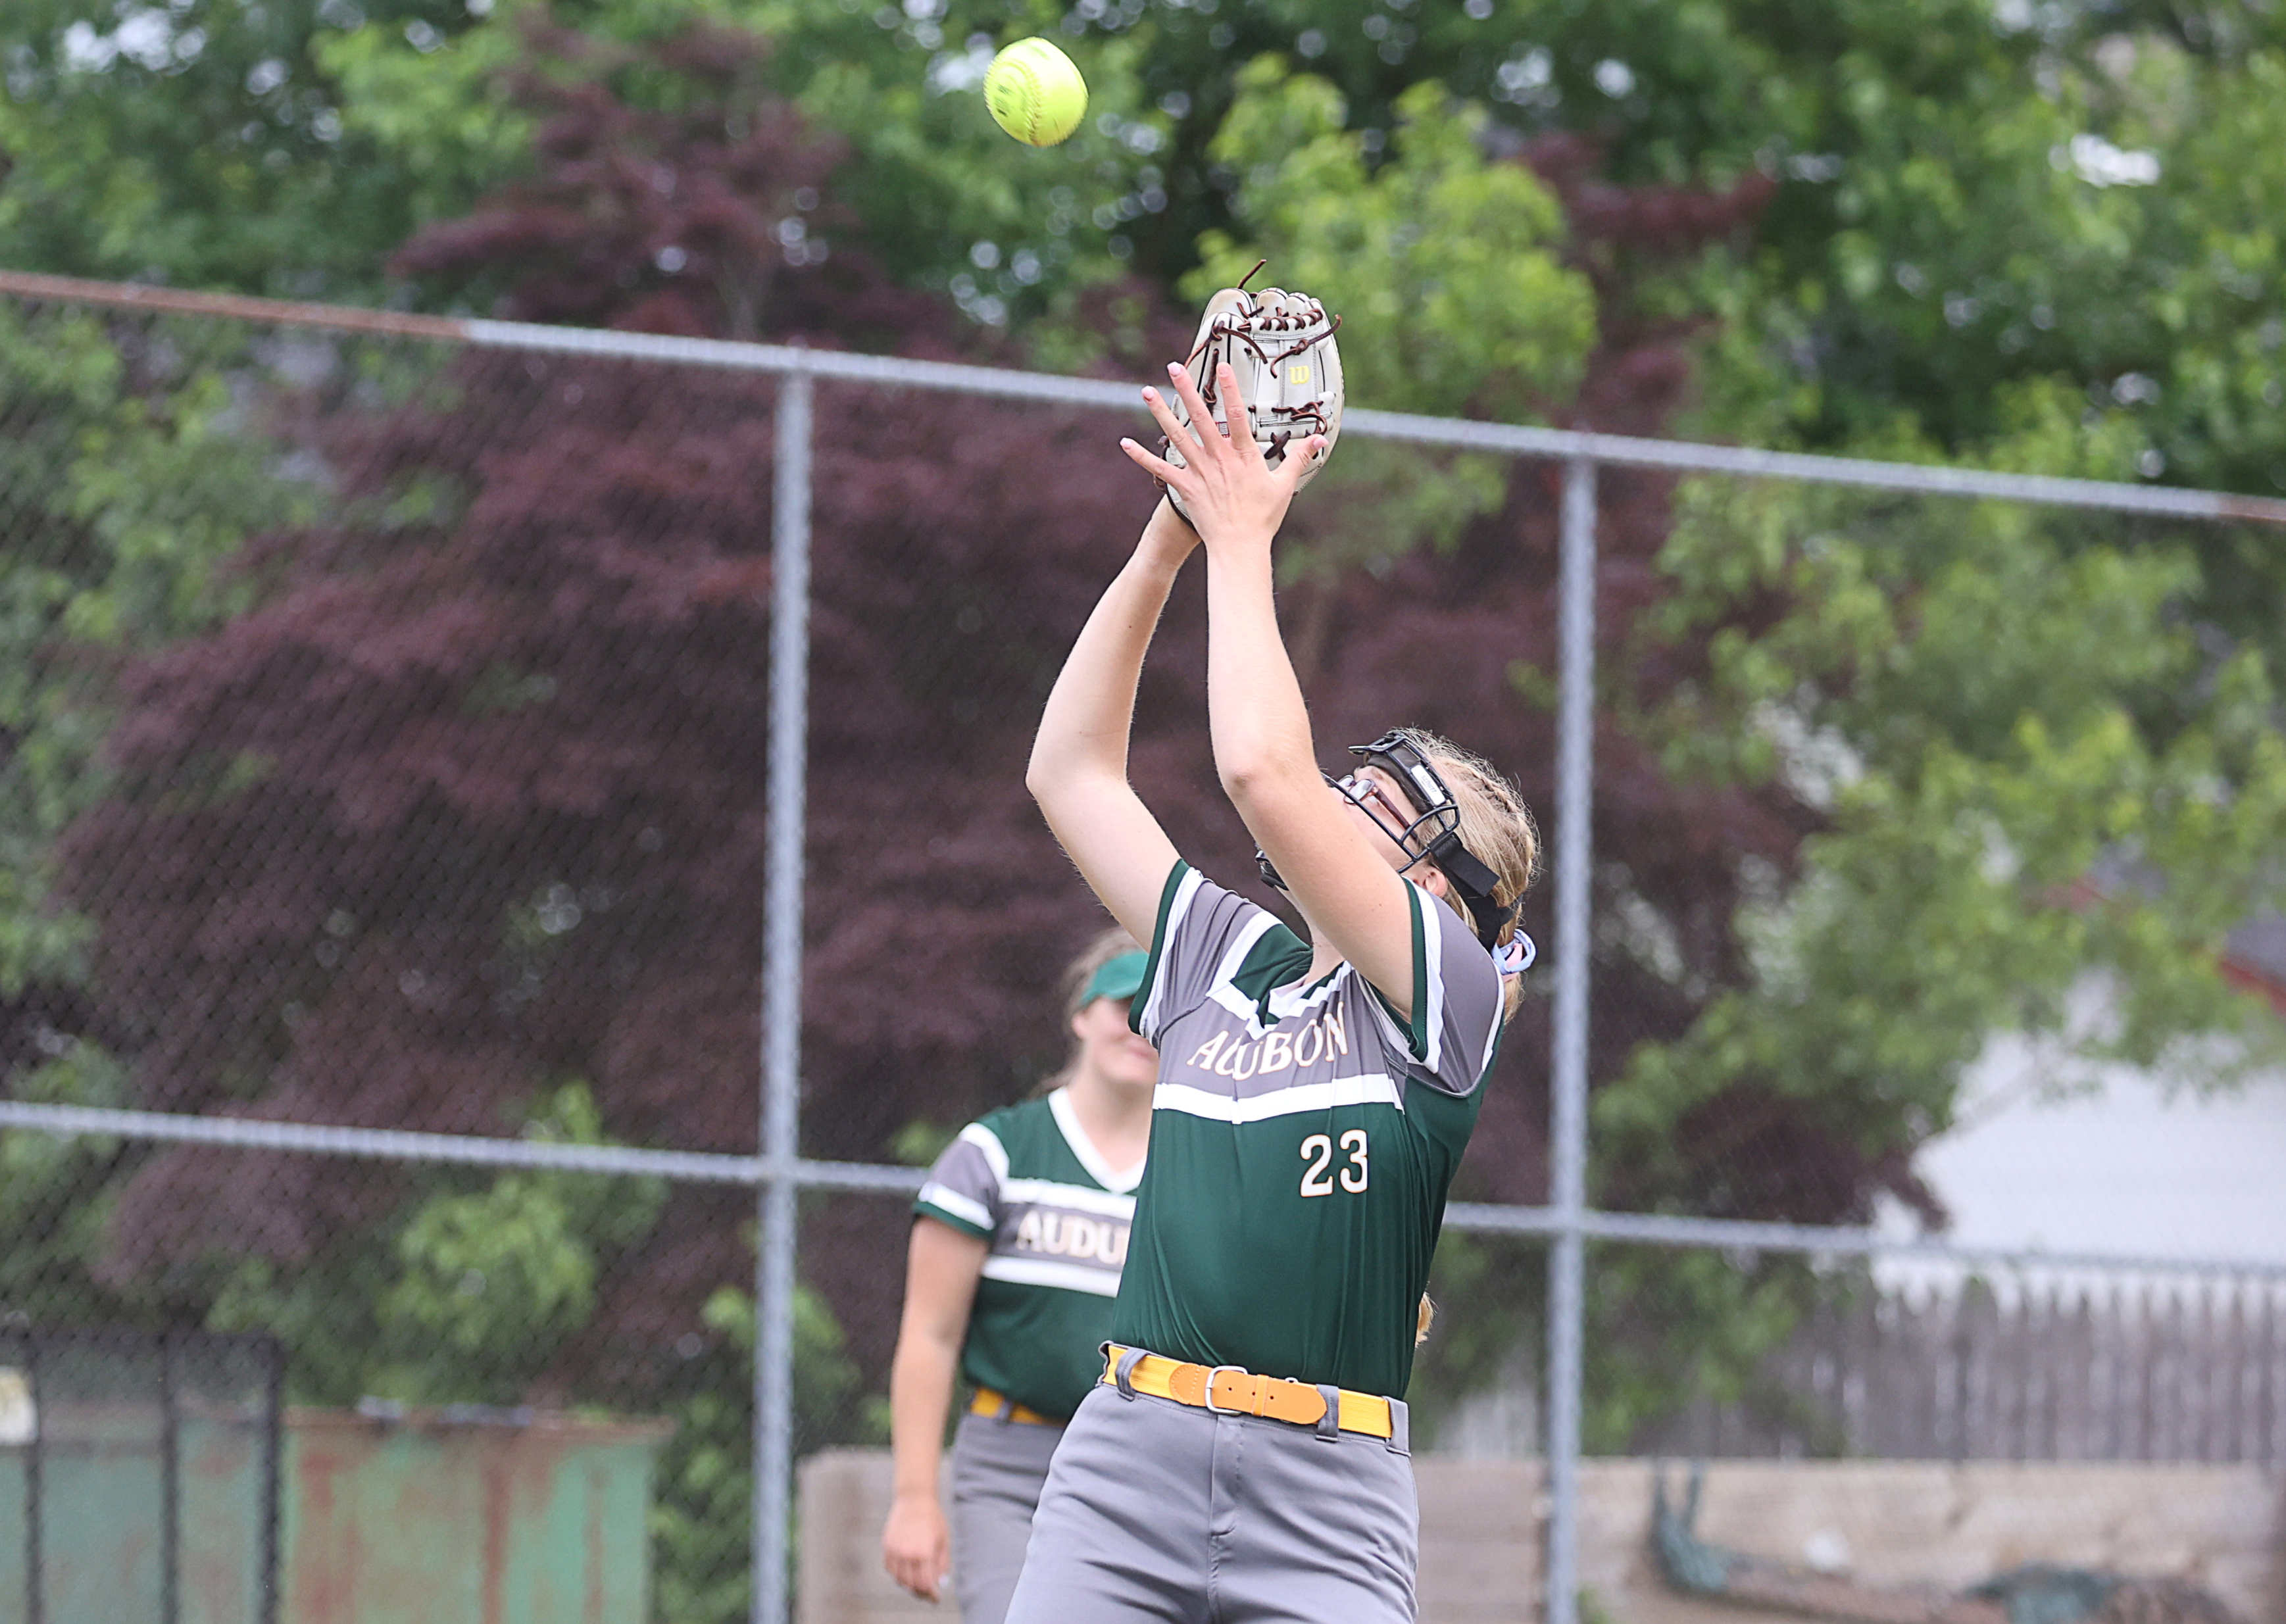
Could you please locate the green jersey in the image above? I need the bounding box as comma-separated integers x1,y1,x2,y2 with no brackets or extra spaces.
1114,860,1505,1398
914,1088,1139,1421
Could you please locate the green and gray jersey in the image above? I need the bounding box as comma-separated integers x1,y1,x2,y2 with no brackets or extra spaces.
914,1088,1139,1421
1114,860,1505,1399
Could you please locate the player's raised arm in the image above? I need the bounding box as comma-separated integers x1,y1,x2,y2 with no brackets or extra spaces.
1119,360,1424,1017
1024,491,1193,945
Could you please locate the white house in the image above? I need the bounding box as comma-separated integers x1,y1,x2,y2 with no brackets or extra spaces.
1877,914,2286,1285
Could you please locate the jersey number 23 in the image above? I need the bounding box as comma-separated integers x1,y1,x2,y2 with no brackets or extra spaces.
1299,1129,1368,1196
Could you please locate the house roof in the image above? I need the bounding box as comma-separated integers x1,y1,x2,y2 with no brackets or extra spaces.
2224,913,2286,1012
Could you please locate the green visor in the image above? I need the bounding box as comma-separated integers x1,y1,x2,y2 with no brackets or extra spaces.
1081,950,1148,1006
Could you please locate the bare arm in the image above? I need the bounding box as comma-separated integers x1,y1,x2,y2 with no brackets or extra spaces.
1118,361,1423,1017
1024,493,1193,944
882,1218,989,1603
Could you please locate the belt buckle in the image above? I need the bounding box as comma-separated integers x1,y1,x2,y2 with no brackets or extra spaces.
1201,1365,1253,1415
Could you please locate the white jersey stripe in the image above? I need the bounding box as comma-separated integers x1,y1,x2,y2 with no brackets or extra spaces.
1414,879,1446,1071
1474,972,1503,1081
1208,945,1339,1033
1137,866,1206,1040
1001,1177,1137,1219
957,1121,1010,1186
1264,970,1343,1024
1206,981,1261,1027
1048,1086,1143,1194
981,1255,1122,1296
1154,1073,1404,1124
916,1182,993,1232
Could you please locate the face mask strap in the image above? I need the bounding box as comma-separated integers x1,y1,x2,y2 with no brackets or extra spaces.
1350,732,1516,949
1270,733,1525,952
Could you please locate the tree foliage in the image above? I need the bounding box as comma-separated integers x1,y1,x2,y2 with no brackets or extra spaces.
0,299,322,1332
0,0,491,297
1194,66,1595,423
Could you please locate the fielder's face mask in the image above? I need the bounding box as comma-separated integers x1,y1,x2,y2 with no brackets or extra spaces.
1256,730,1528,952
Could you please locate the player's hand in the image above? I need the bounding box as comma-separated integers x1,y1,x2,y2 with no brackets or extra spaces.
1121,361,1324,556
882,1490,952,1602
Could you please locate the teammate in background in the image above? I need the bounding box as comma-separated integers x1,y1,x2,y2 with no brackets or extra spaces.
1006,358,1539,1623
881,929,1156,1623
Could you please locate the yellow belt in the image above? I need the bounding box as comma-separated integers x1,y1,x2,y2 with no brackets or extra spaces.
968,1387,1060,1427
1099,1346,1395,1440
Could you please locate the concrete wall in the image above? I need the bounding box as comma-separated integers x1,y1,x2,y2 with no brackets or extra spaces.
1566,1460,2279,1624
797,1450,2283,1624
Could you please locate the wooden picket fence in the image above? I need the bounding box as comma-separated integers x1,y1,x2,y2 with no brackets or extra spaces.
1632,1278,2284,1464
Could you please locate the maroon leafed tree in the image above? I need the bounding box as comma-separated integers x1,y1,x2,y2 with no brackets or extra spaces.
62,24,1226,1357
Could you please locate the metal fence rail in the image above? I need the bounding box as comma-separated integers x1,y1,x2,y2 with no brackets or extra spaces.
3,270,2285,1624
9,270,2286,524
12,1097,2284,1281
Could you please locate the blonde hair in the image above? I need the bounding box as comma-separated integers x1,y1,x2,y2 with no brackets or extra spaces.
1031,925,1147,1096
1395,727,1541,1020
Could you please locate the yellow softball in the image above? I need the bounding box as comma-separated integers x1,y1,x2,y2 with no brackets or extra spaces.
983,37,1087,147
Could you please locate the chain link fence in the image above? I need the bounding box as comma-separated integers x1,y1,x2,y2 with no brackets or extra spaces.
2,270,2283,1624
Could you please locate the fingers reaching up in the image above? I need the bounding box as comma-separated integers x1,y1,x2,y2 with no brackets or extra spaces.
1120,360,1322,551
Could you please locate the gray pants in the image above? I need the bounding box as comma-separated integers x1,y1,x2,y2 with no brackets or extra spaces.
950,1409,1064,1624
1003,1378,1419,1624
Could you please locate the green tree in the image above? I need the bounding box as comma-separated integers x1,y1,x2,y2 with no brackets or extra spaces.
0,0,494,298
192,1085,666,1402
1608,395,2286,1215
651,1275,876,1624
1564,416,2286,1443
1183,62,1596,570
1193,69,1593,422
0,303,297,996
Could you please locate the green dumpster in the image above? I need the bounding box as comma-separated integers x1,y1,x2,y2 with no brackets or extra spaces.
282,1406,674,1624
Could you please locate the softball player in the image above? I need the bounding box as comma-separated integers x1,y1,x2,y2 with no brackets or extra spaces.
1007,359,1539,1623
882,929,1156,1623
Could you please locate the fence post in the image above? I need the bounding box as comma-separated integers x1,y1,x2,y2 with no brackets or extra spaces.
24,1335,43,1624
261,1337,283,1624
160,1333,180,1624
1545,455,1597,1624
757,365,814,1624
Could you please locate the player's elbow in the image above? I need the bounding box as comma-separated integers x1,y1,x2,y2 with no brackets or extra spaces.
1216,749,1307,814
1026,754,1126,835
1216,758,1267,809
1214,734,1279,800
1024,750,1085,810
911,1312,968,1362
1024,733,1072,804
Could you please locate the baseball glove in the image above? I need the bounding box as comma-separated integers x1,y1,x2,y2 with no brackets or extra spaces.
1160,262,1343,523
